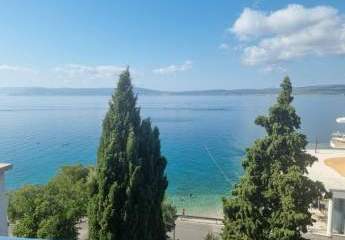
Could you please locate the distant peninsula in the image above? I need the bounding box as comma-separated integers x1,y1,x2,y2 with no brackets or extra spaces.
0,84,345,96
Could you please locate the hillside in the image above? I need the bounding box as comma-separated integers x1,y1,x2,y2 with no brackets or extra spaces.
0,85,344,96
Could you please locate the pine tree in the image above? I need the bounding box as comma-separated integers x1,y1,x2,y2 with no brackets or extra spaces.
222,77,326,240
88,69,167,240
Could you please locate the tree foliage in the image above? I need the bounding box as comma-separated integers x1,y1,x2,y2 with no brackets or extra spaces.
162,200,177,233
222,77,326,240
88,69,168,240
205,232,220,240
8,164,90,240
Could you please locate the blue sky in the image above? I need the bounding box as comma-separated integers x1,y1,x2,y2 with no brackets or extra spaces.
0,0,344,90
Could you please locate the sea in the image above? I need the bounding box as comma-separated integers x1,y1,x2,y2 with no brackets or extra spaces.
0,94,344,216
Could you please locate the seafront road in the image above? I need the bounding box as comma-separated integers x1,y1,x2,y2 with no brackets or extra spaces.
168,216,223,240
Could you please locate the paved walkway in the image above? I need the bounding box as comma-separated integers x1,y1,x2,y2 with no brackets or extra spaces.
169,217,222,240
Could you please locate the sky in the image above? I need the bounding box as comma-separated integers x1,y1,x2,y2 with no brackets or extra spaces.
0,0,344,90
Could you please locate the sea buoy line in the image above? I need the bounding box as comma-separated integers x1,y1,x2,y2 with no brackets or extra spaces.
203,145,231,184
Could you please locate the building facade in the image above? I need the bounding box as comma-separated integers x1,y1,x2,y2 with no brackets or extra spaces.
0,164,12,236
308,150,345,238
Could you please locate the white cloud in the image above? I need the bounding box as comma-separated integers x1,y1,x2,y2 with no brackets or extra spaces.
262,64,287,73
153,60,192,75
0,64,35,73
231,4,345,67
54,64,126,79
0,64,137,87
219,43,229,50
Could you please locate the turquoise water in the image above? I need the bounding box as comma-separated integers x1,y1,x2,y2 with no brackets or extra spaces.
0,95,344,216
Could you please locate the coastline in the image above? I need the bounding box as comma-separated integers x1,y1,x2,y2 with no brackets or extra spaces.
168,147,335,219
169,194,225,218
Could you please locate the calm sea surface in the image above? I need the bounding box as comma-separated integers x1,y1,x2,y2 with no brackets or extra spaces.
0,95,344,216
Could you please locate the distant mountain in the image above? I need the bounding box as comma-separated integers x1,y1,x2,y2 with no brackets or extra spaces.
0,87,164,96
0,85,344,96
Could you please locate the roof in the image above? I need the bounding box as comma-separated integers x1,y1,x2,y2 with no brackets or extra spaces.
0,163,12,173
307,149,345,192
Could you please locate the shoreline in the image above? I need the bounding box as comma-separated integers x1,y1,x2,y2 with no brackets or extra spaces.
168,148,337,219
168,194,225,218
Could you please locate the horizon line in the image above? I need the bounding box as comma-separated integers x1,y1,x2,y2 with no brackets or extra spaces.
1,83,345,93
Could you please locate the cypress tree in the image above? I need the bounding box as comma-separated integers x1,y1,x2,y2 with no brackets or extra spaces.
88,69,167,240
138,119,168,240
222,77,326,240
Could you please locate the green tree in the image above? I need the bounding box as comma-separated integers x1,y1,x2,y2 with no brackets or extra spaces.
162,200,177,233
137,119,168,239
8,164,90,239
222,77,326,240
205,232,220,240
8,185,45,238
88,69,167,240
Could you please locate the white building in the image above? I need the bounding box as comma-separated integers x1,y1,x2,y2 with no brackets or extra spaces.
0,163,12,236
308,149,345,237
